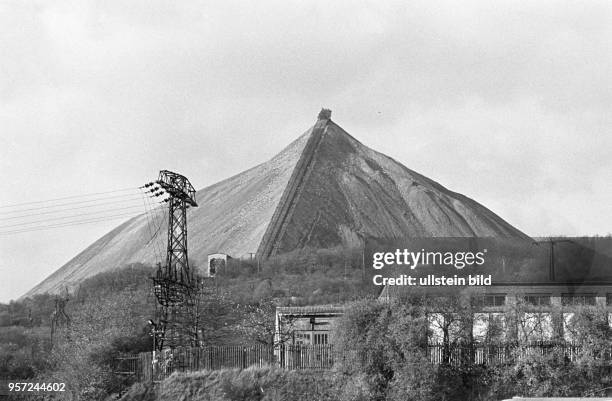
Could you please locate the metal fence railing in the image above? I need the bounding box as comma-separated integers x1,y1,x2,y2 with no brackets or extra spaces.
277,344,334,370
115,342,611,382
426,341,611,366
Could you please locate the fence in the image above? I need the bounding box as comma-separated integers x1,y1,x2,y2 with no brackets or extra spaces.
277,344,334,370
116,342,609,382
114,355,142,376
145,345,275,381
426,341,604,366
173,345,275,371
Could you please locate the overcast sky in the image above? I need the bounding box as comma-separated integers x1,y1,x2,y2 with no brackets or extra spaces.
1,0,611,302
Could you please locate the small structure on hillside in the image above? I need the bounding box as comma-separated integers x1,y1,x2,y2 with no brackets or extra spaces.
275,305,344,346
207,253,231,277
317,108,332,121
274,305,344,369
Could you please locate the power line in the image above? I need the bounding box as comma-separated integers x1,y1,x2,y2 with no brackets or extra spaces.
151,200,166,262
146,197,167,262
0,187,139,208
140,189,163,263
0,205,147,229
0,194,144,214
0,211,144,235
0,185,169,236
144,204,168,254
0,198,146,220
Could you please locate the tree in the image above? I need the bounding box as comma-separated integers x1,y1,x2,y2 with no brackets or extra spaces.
35,274,154,400
490,303,612,398
186,284,241,347
332,298,435,401
239,298,297,346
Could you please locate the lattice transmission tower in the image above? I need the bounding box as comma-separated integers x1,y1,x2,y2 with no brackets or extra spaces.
144,170,198,350
50,288,71,345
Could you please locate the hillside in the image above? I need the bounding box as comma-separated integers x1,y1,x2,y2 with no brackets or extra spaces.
24,110,528,297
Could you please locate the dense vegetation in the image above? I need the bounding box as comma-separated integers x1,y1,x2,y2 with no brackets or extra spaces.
217,246,374,305
331,297,612,401
119,367,337,401
116,296,612,401
0,246,373,399
2,239,612,400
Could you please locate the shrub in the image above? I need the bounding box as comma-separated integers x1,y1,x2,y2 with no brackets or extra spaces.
127,367,337,401
332,298,434,401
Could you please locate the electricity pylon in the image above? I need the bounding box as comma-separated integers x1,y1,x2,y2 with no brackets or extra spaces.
146,170,198,350
50,288,71,345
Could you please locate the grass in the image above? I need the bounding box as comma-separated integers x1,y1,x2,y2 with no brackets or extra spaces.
119,366,338,401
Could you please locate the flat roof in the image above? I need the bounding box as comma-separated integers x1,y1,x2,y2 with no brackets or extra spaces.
276,305,345,315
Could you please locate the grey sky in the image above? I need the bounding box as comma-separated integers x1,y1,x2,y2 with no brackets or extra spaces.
1,0,611,302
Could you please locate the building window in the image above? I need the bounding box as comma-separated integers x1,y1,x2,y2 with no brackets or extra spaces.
428,313,464,344
477,294,506,307
295,332,310,345
563,313,579,342
473,312,506,343
524,294,551,307
562,294,596,306
313,333,328,345
518,312,553,341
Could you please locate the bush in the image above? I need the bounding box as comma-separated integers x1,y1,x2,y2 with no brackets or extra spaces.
332,298,434,401
116,382,157,401
331,295,612,400
122,367,338,401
